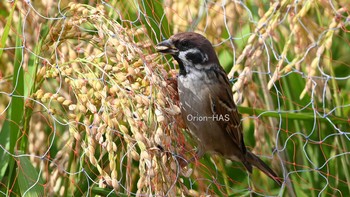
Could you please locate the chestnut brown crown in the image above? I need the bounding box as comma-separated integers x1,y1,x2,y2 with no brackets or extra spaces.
156,32,220,68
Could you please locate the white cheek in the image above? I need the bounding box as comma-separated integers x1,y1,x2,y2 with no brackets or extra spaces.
178,51,191,65
203,53,208,62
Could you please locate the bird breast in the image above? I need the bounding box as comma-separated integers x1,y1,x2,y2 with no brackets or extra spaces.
178,66,213,113
178,66,224,148
177,65,243,160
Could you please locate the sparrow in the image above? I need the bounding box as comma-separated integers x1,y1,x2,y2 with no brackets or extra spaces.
156,32,282,185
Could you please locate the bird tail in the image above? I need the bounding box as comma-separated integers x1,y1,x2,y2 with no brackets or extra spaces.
245,151,282,185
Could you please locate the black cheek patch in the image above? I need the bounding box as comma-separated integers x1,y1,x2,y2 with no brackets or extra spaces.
186,52,203,64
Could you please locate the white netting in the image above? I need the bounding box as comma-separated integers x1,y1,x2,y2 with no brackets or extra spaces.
0,0,349,196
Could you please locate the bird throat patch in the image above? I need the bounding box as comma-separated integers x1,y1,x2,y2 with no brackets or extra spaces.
185,52,205,64
179,48,208,66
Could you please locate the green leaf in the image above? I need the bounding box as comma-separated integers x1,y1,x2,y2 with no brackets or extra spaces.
140,0,172,44
219,50,233,72
0,10,25,195
0,0,17,58
0,121,10,179
17,157,44,197
237,106,347,125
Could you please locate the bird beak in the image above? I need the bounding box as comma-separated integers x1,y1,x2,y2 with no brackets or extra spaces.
156,39,179,55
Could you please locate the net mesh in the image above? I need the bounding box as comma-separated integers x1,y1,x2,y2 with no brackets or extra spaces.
0,0,349,196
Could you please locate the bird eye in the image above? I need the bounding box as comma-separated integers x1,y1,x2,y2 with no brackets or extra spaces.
179,41,189,49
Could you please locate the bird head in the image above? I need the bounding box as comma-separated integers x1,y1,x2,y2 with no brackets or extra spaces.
156,32,220,72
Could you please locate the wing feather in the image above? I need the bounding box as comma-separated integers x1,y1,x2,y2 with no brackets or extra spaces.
207,67,246,154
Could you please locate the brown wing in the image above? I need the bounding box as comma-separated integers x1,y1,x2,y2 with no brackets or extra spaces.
207,67,247,155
